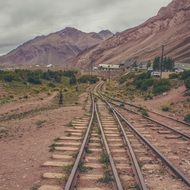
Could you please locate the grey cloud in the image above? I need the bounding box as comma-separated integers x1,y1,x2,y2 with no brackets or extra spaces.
0,0,172,54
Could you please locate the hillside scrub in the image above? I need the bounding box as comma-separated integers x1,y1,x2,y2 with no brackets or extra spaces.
78,75,99,84
153,79,171,95
119,72,171,96
184,114,190,124
185,78,190,90
0,70,77,85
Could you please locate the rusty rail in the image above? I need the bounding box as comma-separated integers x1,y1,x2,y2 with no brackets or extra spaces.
106,101,148,190
113,106,190,187
95,103,124,190
102,93,190,140
64,95,95,190
103,92,190,127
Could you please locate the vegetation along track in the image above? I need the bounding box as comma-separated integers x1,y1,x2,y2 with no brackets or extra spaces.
38,84,148,190
100,94,190,181
102,92,190,138
96,83,190,188
37,82,189,190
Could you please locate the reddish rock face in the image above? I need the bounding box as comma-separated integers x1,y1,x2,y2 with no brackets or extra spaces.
74,0,190,68
0,0,189,68
0,27,113,66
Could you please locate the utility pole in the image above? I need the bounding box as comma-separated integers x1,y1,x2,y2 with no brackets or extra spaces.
108,65,111,83
160,45,164,79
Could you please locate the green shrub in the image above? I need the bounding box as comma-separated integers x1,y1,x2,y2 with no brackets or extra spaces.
184,114,190,124
135,78,154,91
27,76,41,84
3,75,14,82
119,73,135,84
162,105,170,112
139,107,149,117
133,72,154,91
185,77,190,90
181,70,190,80
169,73,179,79
0,69,77,85
78,75,99,84
48,82,56,88
153,79,171,95
69,76,77,85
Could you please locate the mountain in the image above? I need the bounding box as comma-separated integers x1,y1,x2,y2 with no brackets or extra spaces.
73,0,190,68
0,0,189,68
0,27,113,66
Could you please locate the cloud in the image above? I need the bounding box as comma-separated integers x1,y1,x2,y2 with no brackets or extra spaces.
0,0,172,54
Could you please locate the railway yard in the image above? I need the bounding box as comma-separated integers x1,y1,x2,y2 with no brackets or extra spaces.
0,81,189,190
34,82,190,190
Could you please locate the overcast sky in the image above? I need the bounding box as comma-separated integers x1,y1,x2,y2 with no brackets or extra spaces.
0,0,172,55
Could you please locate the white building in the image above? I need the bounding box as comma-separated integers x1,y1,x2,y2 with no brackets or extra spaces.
98,64,120,70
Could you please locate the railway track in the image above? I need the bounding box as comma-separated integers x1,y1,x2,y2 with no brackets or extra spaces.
102,92,190,138
99,94,190,180
96,85,190,187
38,88,147,189
37,82,190,190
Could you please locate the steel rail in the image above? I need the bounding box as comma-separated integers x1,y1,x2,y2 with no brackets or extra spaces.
64,94,95,190
95,102,124,190
94,91,147,190
106,101,148,190
113,106,190,187
103,92,190,127
110,100,190,140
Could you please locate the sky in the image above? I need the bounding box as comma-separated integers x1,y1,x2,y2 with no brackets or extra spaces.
0,0,172,55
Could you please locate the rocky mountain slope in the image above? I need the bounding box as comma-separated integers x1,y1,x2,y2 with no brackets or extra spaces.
0,0,189,68
0,27,113,65
74,0,190,68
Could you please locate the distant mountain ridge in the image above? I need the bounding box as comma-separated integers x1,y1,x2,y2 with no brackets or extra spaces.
0,0,190,68
0,27,113,66
73,0,190,69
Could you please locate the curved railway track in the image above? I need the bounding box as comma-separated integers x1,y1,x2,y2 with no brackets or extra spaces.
38,82,190,190
101,92,190,139
96,82,190,187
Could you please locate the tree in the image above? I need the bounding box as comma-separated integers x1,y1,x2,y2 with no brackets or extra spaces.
163,57,175,71
147,61,152,69
153,56,175,71
153,57,160,71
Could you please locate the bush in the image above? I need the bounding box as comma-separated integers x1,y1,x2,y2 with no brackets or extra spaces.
119,73,135,84
69,76,77,85
48,82,56,88
181,70,190,80
169,73,179,79
135,78,154,91
153,79,171,95
134,72,154,91
139,107,149,117
162,105,170,112
78,75,99,84
185,77,190,90
184,114,190,124
0,69,77,85
27,76,41,84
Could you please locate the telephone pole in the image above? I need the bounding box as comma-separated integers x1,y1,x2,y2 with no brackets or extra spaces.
160,45,164,79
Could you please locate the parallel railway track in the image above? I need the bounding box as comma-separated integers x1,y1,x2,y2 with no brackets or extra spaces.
38,82,190,190
101,92,190,139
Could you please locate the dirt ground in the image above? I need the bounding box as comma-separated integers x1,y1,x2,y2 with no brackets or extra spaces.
0,84,7,97
134,85,190,118
0,92,88,190
0,92,57,118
